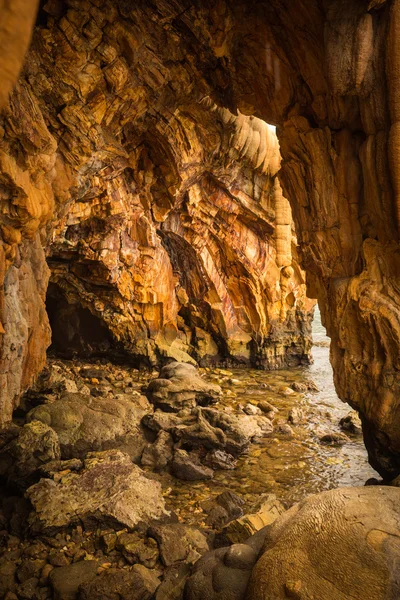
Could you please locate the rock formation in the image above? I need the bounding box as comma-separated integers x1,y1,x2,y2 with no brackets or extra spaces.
0,0,318,429
184,486,400,600
0,0,400,479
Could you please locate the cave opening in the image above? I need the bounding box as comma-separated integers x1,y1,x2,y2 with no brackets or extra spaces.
46,282,114,359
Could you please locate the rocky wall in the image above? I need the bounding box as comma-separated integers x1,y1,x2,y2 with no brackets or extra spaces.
1,0,400,477
0,0,313,426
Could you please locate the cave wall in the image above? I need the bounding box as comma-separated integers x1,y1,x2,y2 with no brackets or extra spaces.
0,0,314,426
0,0,400,478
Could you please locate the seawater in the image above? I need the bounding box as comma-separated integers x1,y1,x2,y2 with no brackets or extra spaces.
159,307,378,523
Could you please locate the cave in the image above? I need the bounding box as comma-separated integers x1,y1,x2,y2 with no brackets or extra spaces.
0,0,399,599
46,282,114,358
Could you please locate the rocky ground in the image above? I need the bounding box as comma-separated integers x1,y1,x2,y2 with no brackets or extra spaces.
0,357,377,600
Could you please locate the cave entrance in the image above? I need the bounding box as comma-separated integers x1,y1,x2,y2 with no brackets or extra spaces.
46,282,113,359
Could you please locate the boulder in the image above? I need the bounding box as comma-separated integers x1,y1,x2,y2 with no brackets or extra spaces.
148,523,209,566
146,363,221,412
247,486,400,600
203,450,237,470
26,450,169,533
184,542,261,600
0,421,60,487
319,431,350,446
172,449,214,481
27,393,151,461
339,410,362,435
141,431,174,470
49,561,98,600
78,567,159,600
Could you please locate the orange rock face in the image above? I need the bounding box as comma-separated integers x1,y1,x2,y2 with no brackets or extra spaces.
1,0,400,479
0,1,313,426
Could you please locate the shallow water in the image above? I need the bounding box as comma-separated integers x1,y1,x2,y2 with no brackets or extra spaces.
160,306,377,524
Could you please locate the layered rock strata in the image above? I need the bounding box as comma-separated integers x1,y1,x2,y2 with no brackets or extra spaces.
1,0,400,477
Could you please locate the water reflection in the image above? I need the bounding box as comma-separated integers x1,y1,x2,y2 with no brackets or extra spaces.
161,306,378,523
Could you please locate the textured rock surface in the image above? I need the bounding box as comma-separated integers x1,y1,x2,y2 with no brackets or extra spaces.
27,391,150,460
26,449,169,532
247,486,400,600
146,362,221,412
0,0,314,427
0,0,400,477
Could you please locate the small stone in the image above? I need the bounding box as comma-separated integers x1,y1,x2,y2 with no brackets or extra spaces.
339,410,362,435
243,403,261,416
276,421,294,436
17,577,39,600
287,407,304,424
102,532,117,553
258,401,278,414
204,449,237,470
319,432,350,446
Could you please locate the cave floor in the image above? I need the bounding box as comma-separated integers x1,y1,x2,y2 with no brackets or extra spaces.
0,351,378,599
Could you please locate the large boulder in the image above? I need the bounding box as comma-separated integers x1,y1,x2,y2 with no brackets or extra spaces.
247,486,400,600
26,449,169,533
27,392,151,461
184,531,267,600
0,421,60,487
144,407,272,458
78,567,160,600
145,363,222,412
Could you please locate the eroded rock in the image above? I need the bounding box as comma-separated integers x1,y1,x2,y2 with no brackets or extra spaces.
26,450,169,533
146,363,222,412
247,487,400,600
27,393,150,461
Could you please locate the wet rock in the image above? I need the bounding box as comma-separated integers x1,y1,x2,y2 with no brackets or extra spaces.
172,449,214,481
339,410,362,435
155,563,191,600
247,487,400,600
149,523,209,567
49,561,99,600
78,567,159,600
146,363,221,412
222,495,285,544
319,432,350,446
203,450,237,470
257,400,278,415
279,386,295,396
0,421,60,487
290,380,318,393
26,450,169,533
287,407,304,424
27,393,150,461
275,421,294,436
117,533,159,568
203,491,245,529
242,403,261,416
141,431,174,470
184,543,259,600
